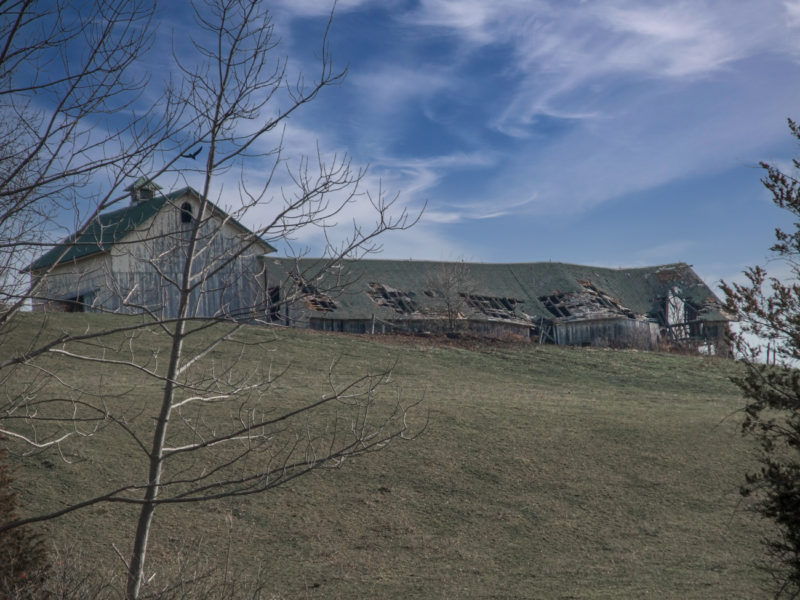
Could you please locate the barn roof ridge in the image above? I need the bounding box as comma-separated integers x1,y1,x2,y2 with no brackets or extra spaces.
271,256,692,271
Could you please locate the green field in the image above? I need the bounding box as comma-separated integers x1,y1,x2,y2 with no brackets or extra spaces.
2,313,769,598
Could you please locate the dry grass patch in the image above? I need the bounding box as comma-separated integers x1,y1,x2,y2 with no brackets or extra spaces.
2,313,767,598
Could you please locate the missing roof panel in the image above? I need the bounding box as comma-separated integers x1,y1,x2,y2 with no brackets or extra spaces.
290,273,337,312
303,292,336,312
539,280,634,320
460,293,522,320
367,282,418,314
539,294,572,318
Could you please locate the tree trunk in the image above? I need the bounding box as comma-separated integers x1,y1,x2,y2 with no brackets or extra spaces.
126,329,185,599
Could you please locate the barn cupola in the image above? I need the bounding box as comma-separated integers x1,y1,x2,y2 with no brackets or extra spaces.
125,177,162,205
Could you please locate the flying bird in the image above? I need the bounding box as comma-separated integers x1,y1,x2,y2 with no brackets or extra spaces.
181,146,203,160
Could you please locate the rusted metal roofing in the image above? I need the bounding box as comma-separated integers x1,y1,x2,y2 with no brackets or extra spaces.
265,258,728,324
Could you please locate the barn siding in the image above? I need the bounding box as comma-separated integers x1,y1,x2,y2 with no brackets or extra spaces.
31,253,112,312
101,193,269,319
308,316,532,339
34,192,270,319
554,317,659,349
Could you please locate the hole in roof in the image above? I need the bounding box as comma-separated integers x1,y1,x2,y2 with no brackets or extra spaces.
538,280,633,320
289,273,337,312
366,282,418,314
460,294,521,320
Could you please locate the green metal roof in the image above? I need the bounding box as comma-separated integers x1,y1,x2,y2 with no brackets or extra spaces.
29,196,167,271
264,258,728,323
29,187,276,271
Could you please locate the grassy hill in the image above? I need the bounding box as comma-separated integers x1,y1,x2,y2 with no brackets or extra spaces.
2,313,768,598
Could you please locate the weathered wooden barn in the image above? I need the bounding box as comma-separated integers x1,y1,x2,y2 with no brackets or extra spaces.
28,179,275,318
259,258,731,354
29,179,730,353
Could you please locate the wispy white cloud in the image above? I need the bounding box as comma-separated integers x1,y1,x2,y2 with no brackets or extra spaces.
190,0,800,267
369,152,500,220
596,3,739,76
200,121,492,257
422,193,535,223
405,1,800,138
350,65,451,113
784,0,800,26
493,75,797,217
405,0,516,43
268,0,377,18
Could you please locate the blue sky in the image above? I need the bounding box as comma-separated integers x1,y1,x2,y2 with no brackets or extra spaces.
222,0,800,291
83,0,800,292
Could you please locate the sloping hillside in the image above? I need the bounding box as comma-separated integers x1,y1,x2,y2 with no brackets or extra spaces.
3,313,766,599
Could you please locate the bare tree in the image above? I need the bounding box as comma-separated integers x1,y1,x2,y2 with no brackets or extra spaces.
0,0,185,317
0,2,422,599
423,260,477,333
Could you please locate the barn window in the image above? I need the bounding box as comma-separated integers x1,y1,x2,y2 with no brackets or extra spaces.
180,202,193,224
267,286,281,321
